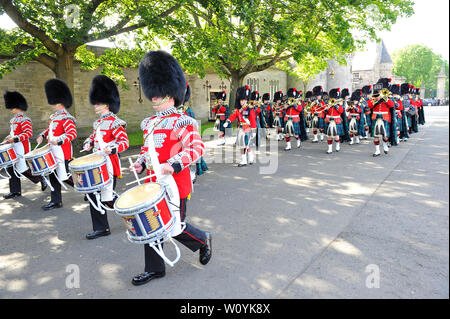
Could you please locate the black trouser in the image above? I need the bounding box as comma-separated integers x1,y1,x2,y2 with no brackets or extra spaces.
7,166,42,193
144,198,207,273
49,160,74,203
88,176,117,232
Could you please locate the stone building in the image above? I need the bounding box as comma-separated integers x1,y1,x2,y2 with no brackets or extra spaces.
351,40,405,92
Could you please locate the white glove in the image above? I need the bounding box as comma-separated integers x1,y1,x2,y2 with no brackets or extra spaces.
223,121,229,128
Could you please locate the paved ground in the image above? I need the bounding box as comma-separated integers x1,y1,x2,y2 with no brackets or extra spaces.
0,106,448,299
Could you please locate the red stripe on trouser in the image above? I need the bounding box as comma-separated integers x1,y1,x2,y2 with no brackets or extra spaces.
182,230,205,245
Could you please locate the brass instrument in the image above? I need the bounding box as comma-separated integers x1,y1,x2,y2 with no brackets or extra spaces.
328,98,336,106
380,88,392,102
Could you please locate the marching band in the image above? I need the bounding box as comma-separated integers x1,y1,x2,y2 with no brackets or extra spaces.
1,49,427,286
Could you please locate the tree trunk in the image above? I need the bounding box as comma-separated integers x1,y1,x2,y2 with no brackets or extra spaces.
54,49,76,112
229,71,245,110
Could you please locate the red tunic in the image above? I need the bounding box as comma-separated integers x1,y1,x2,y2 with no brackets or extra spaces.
212,105,227,120
395,99,404,118
84,113,129,177
226,106,257,131
138,107,205,199
40,109,77,160
368,99,394,123
346,104,362,121
324,104,344,124
284,103,303,123
311,101,326,118
10,113,32,153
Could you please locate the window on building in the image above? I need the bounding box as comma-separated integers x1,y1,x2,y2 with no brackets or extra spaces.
246,78,259,92
269,80,279,98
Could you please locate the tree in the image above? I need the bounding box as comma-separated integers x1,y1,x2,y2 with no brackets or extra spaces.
0,0,182,111
157,0,414,107
392,44,445,98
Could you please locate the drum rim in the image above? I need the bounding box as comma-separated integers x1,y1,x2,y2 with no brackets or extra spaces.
0,144,14,151
73,177,112,193
124,211,176,244
69,154,107,170
24,146,52,160
114,182,166,215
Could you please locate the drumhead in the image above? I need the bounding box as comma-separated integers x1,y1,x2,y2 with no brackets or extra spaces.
115,183,163,210
27,144,50,157
70,153,105,167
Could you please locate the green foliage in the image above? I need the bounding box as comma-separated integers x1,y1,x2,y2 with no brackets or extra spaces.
392,44,446,94
155,0,414,103
0,0,182,82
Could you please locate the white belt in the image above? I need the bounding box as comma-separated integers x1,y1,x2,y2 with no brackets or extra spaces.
326,115,340,119
215,113,225,116
286,115,299,118
374,112,388,115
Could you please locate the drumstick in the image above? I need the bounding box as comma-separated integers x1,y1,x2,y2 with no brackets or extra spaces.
33,142,42,151
129,158,141,185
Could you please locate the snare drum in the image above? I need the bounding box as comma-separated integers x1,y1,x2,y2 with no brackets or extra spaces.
69,153,111,193
0,143,18,169
24,144,57,176
114,183,177,245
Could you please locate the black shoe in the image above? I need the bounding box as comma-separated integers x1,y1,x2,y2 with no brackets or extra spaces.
42,202,63,210
41,179,47,192
373,153,381,157
3,192,21,199
131,271,165,286
199,232,212,265
86,229,111,240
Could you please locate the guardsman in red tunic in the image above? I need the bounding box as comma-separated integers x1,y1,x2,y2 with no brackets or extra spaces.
346,90,363,145
37,79,77,210
82,75,129,240
211,90,228,146
367,81,394,157
262,93,273,135
2,91,47,199
272,91,284,141
283,88,303,150
324,88,344,154
129,50,211,286
310,85,326,143
223,86,257,166
391,84,404,144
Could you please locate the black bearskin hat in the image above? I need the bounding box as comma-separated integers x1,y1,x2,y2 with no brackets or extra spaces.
341,88,350,99
250,90,260,101
376,78,392,89
305,91,313,99
287,88,297,98
4,91,28,111
400,83,410,95
350,90,361,102
89,75,120,114
391,84,400,95
183,83,191,104
216,90,226,101
312,85,324,96
234,85,251,109
273,90,283,102
415,87,420,95
45,78,73,108
262,93,270,101
329,88,340,99
372,82,383,96
361,85,372,95
139,50,186,107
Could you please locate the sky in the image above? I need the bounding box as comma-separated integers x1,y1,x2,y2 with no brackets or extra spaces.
0,0,449,61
